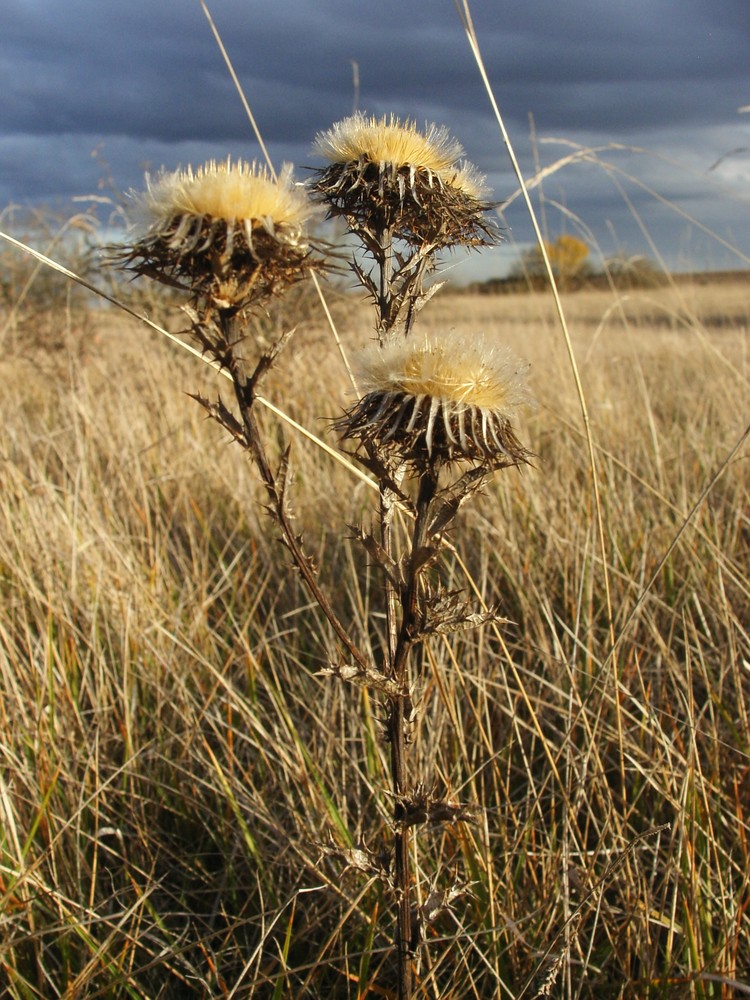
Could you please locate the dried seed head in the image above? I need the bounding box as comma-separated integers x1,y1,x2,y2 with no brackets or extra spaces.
311,113,496,248
115,159,319,307
337,331,532,469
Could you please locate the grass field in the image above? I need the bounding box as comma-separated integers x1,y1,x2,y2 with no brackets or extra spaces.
1,270,749,997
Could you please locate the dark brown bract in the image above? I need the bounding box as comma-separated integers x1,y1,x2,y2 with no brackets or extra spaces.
312,159,497,250
337,389,531,469
115,218,316,310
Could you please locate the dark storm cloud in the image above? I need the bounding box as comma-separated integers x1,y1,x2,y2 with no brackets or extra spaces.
4,0,747,139
2,0,749,274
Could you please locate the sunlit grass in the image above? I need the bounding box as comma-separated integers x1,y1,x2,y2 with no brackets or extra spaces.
1,261,748,995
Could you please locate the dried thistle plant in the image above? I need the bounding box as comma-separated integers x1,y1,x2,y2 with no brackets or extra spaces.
113,158,318,310
109,120,531,999
330,331,531,997
312,113,497,340
109,159,368,679
312,115,532,998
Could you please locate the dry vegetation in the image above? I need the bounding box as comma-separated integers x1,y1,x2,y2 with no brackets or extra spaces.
1,264,749,997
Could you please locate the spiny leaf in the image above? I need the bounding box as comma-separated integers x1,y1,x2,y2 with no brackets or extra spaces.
418,587,507,635
187,392,245,441
395,783,477,828
318,661,408,700
410,873,475,949
315,834,393,887
408,545,440,575
428,466,492,535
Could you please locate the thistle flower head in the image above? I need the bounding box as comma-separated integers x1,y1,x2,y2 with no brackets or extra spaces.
337,331,532,469
314,114,465,181
311,114,496,248
134,159,313,234
115,159,319,308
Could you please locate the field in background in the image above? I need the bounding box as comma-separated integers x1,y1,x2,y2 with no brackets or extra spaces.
1,274,749,997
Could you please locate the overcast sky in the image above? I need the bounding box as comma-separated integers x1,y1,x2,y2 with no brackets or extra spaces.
2,0,749,280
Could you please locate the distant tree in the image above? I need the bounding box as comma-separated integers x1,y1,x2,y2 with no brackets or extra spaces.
513,235,592,289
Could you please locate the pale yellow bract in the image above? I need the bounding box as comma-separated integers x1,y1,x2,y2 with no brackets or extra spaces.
134,160,313,232
313,114,487,199
355,331,531,414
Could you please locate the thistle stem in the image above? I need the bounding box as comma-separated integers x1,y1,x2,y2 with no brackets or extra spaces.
388,469,438,999
368,215,441,997
370,221,415,995
389,697,413,999
377,223,395,345
219,311,371,673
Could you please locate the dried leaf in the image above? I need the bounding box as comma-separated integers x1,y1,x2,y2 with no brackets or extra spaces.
420,878,471,923
187,392,245,441
409,545,440,574
395,784,477,828
428,467,491,536
337,448,413,507
315,835,392,886
418,587,507,636
350,525,402,589
530,948,568,999
409,873,474,948
318,661,408,700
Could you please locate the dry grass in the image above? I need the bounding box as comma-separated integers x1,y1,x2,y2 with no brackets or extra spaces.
1,272,749,997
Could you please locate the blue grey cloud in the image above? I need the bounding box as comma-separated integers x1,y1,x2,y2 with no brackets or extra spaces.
2,0,749,275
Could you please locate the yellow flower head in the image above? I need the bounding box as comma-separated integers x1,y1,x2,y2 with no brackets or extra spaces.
117,159,319,307
314,113,482,193
134,160,314,245
312,114,495,248
338,331,532,468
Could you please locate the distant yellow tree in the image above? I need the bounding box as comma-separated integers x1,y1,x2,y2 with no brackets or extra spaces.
547,235,590,286
516,234,591,289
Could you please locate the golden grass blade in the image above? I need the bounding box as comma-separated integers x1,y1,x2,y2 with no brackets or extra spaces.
600,417,750,678
199,0,275,177
0,212,96,342
540,136,750,267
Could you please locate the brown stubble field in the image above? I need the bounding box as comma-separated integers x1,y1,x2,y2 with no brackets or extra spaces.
1,276,749,997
